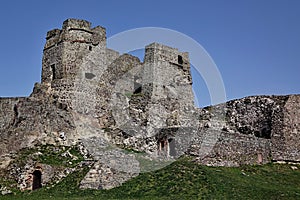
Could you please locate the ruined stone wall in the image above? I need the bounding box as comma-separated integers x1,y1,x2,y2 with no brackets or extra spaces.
106,48,120,66
96,54,142,129
189,130,271,166
190,95,300,166
223,95,300,163
224,95,288,138
271,95,300,161
79,136,140,190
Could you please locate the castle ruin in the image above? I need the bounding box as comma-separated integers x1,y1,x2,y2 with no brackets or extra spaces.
0,19,299,190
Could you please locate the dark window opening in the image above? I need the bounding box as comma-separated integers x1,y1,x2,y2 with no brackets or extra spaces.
161,140,165,149
178,55,183,65
89,46,92,51
50,64,56,80
85,72,96,79
168,138,176,157
133,86,142,94
254,127,271,139
13,104,18,117
32,170,42,190
12,104,20,126
134,76,142,94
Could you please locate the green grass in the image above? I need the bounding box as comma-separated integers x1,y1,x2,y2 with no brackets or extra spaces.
36,145,84,167
1,157,299,199
122,148,173,173
14,144,85,168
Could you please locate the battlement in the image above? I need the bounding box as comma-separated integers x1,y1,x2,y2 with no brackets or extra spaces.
42,19,108,84
44,19,106,50
62,19,92,31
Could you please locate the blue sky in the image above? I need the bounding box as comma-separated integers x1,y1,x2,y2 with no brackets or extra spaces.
0,0,299,107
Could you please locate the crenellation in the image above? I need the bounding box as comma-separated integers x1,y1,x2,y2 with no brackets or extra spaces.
91,26,106,46
60,19,106,46
46,29,61,40
44,29,62,49
62,19,92,31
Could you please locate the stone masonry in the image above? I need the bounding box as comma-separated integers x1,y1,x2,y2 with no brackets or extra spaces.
0,19,299,190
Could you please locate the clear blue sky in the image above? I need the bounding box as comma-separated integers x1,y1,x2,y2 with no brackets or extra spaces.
0,0,299,107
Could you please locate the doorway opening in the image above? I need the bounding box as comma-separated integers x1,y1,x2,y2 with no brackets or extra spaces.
32,170,42,190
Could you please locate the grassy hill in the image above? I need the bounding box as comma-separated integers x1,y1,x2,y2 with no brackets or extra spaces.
1,157,300,200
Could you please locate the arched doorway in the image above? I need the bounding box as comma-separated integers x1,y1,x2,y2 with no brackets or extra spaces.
32,170,42,190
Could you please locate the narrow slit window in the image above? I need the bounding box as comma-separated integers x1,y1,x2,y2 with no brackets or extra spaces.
178,55,183,65
50,64,56,80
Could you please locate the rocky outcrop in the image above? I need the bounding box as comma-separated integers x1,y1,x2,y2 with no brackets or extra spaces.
0,96,75,156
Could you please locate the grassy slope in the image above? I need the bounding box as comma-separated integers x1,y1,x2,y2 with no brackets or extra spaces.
1,157,300,200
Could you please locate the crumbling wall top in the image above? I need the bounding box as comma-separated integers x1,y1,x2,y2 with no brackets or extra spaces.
44,19,106,49
144,42,189,66
62,19,92,31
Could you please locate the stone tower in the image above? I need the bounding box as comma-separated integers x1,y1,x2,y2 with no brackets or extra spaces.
142,43,196,136
143,43,193,105
40,19,118,114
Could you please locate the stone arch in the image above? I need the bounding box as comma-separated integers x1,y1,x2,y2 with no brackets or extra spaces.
32,170,42,190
